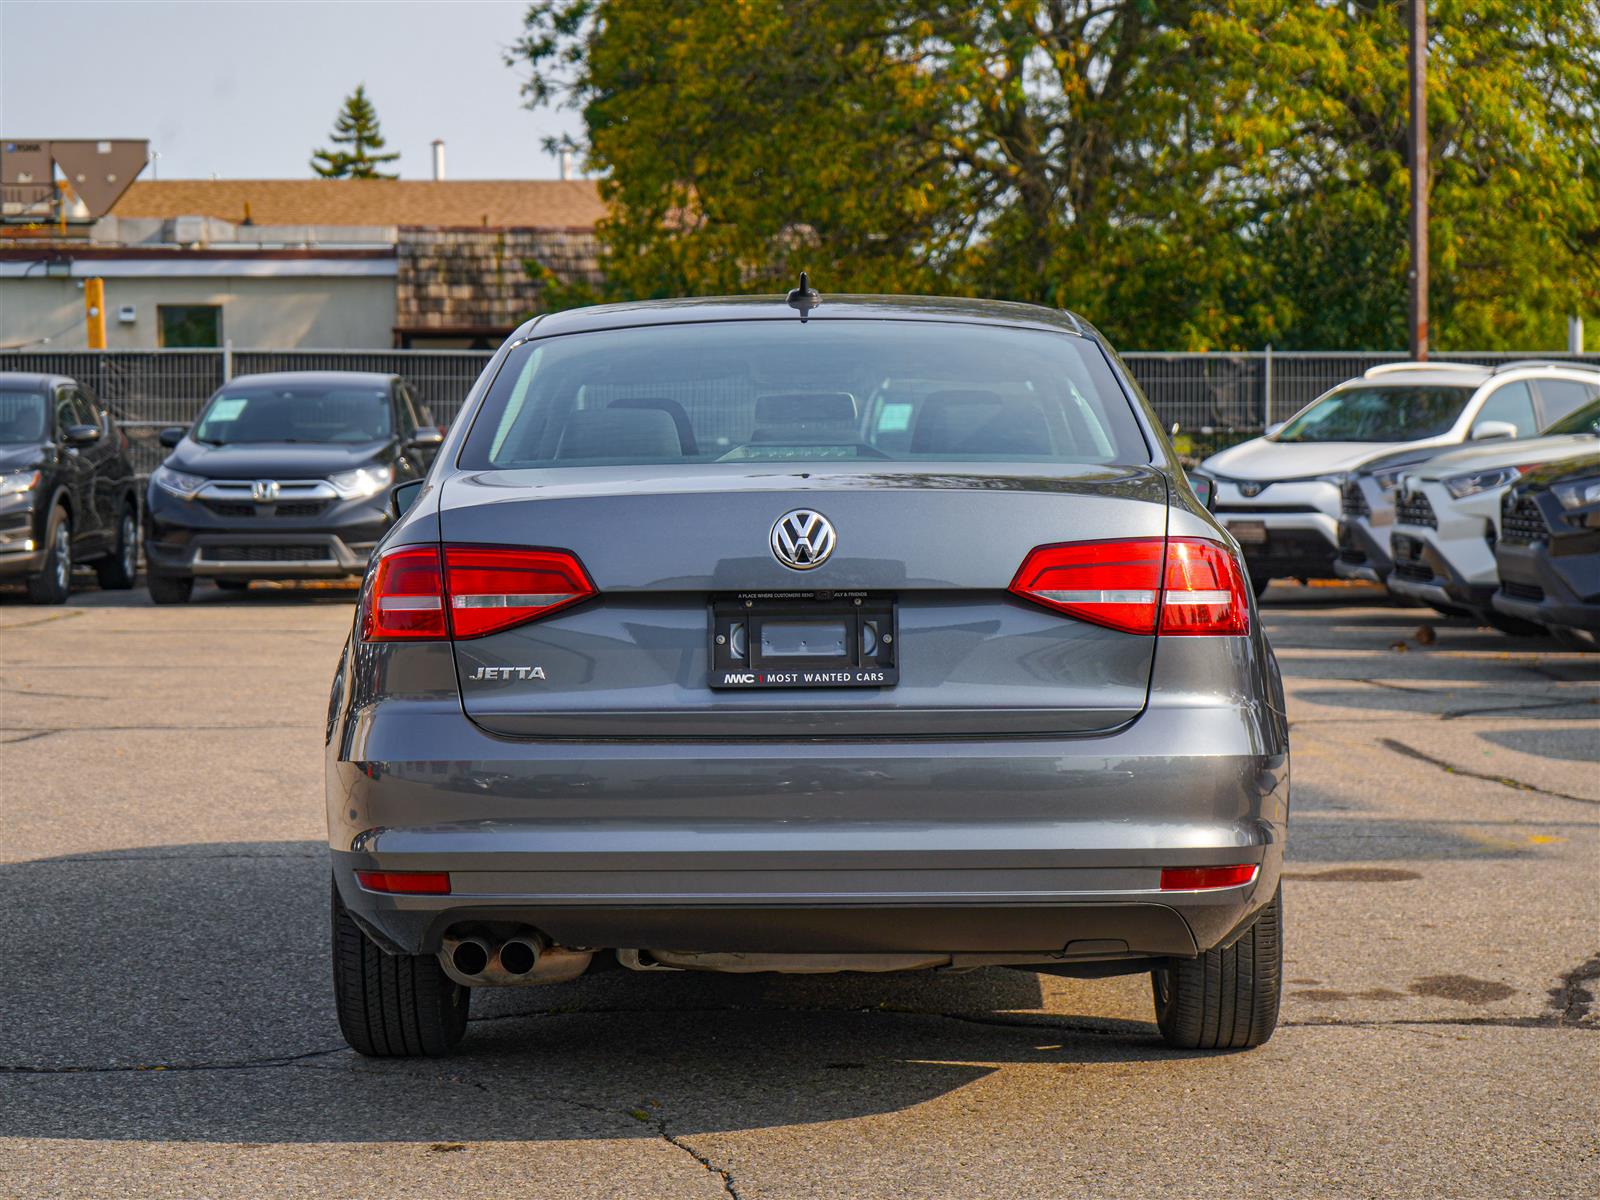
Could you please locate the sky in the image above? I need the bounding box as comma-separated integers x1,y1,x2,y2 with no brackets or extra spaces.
0,0,585,180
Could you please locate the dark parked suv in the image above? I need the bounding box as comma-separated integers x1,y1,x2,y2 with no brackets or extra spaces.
1493,455,1600,647
326,292,1290,1058
144,372,442,602
0,372,139,603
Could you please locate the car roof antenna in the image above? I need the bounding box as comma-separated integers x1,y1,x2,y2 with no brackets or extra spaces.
786,270,821,321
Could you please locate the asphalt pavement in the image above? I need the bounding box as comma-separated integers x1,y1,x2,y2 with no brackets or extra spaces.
1,579,1595,1199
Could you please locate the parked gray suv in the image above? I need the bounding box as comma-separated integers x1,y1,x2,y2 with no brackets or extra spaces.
326,292,1290,1056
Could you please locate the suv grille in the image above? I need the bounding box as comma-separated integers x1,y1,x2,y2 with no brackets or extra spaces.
1501,580,1545,602
1395,490,1437,528
201,544,331,562
1341,480,1370,519
201,500,257,518
1500,494,1548,545
273,500,328,518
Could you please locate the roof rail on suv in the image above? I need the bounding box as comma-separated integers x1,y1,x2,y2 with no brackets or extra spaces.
1490,359,1600,375
1363,362,1486,378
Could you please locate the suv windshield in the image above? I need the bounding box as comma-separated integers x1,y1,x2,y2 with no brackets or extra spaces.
192,385,391,445
0,390,48,444
460,321,1147,469
1541,397,1600,436
1274,385,1473,443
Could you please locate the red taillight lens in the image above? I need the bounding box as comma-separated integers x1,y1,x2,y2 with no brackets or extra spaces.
1160,864,1258,890
355,870,451,895
1160,538,1250,636
1008,539,1164,634
443,546,596,639
363,544,595,641
1009,537,1248,636
363,546,447,641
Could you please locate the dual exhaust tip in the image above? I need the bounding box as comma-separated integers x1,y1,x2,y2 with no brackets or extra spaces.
440,931,592,988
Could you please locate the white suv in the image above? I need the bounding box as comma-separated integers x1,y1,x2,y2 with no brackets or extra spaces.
1387,396,1600,625
1198,361,1600,594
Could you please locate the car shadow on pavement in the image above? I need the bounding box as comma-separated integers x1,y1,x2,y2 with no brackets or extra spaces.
0,842,1196,1146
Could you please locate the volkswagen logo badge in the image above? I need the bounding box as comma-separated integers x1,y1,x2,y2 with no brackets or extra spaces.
770,509,836,570
1238,481,1267,498
252,479,280,503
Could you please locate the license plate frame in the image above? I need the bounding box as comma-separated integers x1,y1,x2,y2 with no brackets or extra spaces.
708,592,898,689
1227,520,1268,546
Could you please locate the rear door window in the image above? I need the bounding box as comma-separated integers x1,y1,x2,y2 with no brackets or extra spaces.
1472,381,1536,437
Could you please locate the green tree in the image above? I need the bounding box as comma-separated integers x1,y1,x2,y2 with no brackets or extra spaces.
511,1,1598,350
311,84,400,179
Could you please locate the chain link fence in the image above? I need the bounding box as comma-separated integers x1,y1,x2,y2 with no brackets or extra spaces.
4,347,1597,477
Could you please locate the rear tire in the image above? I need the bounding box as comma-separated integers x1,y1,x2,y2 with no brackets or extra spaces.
24,506,72,604
1153,885,1282,1050
331,876,469,1057
94,508,138,590
146,571,194,605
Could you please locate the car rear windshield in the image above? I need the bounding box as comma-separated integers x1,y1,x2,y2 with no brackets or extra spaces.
1273,385,1474,443
192,385,391,445
0,390,47,443
458,320,1148,469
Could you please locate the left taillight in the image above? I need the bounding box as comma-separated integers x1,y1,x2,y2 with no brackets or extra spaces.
1009,536,1249,636
362,546,447,641
362,544,595,642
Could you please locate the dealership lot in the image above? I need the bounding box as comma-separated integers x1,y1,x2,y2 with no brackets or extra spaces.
1,582,1595,1199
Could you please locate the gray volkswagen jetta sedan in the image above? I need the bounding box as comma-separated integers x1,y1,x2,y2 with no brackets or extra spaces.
326,290,1289,1056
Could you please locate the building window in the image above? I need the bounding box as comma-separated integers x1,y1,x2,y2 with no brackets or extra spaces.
157,305,222,348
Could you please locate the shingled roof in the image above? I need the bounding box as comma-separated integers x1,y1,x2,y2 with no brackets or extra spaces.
110,179,605,230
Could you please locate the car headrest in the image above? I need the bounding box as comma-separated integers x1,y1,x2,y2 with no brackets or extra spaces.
607,397,698,455
910,389,1052,456
555,407,683,460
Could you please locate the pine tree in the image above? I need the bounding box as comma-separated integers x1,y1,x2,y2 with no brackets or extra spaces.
311,85,399,179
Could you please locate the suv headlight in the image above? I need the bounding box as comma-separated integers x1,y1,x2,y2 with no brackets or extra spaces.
328,464,393,500
1552,477,1600,510
1444,466,1524,499
0,469,41,498
151,465,208,499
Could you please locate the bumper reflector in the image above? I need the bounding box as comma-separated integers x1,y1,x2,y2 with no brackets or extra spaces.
1159,864,1259,891
355,870,451,895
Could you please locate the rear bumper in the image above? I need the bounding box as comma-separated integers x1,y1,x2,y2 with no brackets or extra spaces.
327,641,1290,963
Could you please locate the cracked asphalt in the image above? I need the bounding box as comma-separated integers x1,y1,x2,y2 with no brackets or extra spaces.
1,580,1596,1199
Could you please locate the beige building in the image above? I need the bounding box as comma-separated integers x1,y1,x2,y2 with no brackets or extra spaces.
0,179,603,350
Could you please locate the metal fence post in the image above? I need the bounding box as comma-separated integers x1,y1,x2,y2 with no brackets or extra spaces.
222,338,233,382
1262,344,1273,430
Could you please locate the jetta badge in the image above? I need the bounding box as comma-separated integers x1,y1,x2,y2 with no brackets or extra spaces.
252,479,280,503
1238,481,1267,498
770,509,836,570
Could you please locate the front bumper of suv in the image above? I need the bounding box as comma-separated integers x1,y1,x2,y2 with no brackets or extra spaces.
145,484,389,579
1492,536,1600,633
326,637,1290,966
1386,481,1503,611
1208,478,1342,580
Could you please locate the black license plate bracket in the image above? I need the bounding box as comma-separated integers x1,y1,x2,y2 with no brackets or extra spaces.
709,593,898,689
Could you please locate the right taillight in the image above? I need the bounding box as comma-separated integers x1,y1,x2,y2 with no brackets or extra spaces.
362,543,595,642
1009,536,1248,636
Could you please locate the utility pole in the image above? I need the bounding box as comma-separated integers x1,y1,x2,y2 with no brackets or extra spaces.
1407,0,1429,361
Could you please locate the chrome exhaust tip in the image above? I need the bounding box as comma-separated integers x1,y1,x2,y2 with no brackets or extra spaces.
448,937,492,979
497,935,544,977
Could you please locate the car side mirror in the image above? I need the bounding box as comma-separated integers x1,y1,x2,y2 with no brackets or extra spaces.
64,423,102,446
390,478,425,518
1186,473,1216,512
407,429,445,450
1471,419,1518,441
158,426,187,448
